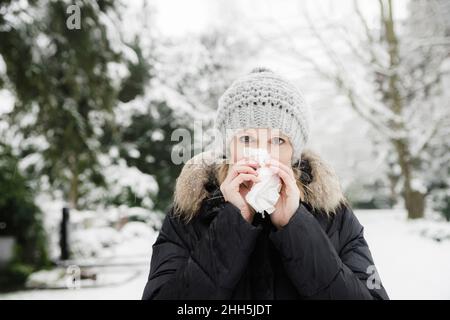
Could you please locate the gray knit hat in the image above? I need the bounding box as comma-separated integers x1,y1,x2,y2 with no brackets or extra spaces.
214,67,311,164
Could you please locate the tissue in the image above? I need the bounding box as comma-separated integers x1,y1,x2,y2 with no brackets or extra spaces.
243,148,281,217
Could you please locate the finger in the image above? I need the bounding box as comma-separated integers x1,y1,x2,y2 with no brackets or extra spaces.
230,165,258,176
266,159,294,177
234,157,260,168
230,173,260,188
226,160,260,182
224,158,256,180
226,166,258,184
269,166,298,194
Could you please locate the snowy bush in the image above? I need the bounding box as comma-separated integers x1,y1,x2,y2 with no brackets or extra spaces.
120,221,156,240
70,227,121,259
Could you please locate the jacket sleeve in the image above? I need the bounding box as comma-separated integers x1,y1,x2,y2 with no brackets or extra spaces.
269,203,389,300
142,202,262,300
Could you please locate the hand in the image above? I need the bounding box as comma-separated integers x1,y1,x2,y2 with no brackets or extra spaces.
266,159,301,230
220,158,261,223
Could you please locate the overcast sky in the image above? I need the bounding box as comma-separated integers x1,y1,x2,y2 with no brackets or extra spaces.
150,0,409,37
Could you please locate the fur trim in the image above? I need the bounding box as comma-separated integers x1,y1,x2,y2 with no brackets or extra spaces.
300,149,346,214
173,149,346,219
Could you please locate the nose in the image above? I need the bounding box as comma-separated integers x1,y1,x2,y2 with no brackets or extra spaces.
257,141,269,151
256,132,269,151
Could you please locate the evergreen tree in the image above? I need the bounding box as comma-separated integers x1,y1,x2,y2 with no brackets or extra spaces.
0,0,129,209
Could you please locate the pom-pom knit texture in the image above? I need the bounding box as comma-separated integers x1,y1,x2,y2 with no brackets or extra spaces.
214,67,311,162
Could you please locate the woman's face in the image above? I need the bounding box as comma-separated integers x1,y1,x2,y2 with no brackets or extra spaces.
229,128,293,166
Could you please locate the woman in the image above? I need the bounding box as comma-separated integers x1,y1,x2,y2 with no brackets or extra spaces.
142,67,389,300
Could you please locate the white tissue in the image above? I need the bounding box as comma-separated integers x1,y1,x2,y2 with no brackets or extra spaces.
243,148,281,217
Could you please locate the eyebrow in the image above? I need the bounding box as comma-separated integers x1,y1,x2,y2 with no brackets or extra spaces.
237,131,287,139
238,130,256,135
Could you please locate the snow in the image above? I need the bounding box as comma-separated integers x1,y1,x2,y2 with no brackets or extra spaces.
357,209,450,300
0,55,6,76
70,227,122,258
0,214,158,299
121,222,156,240
2,267,149,300
151,130,165,142
0,236,154,299
411,178,428,194
33,193,162,262
127,148,140,159
0,0,448,301
102,159,158,204
0,89,15,115
107,61,130,89
1,209,450,300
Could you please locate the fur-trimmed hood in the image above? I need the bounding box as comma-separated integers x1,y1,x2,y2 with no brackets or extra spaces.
172,148,346,219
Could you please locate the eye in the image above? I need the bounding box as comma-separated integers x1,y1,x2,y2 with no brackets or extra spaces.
271,137,286,145
239,135,255,144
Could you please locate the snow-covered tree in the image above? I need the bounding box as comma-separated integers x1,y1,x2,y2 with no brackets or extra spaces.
286,0,450,219
0,0,138,209
115,25,257,212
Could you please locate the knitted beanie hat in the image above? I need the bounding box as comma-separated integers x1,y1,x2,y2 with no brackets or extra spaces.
214,67,311,164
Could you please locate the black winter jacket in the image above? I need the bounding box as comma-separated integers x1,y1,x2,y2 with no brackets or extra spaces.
142,149,389,300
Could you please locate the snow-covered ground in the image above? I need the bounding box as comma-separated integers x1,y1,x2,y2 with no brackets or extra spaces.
0,236,155,300
0,265,149,300
356,209,450,300
1,209,450,300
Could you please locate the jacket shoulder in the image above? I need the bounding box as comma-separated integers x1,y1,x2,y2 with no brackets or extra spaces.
156,206,206,251
310,202,363,248
332,203,366,251
155,207,191,247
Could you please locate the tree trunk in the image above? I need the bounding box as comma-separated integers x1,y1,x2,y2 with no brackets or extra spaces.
383,0,425,219
387,172,398,208
392,139,425,219
404,189,425,219
68,153,79,210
